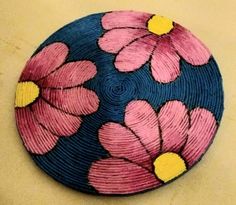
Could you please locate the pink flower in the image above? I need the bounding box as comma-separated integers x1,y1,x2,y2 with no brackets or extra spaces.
15,42,99,154
98,11,211,83
88,100,217,194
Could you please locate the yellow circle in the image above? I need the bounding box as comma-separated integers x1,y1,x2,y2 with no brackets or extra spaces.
154,152,186,182
15,81,40,107
147,15,174,35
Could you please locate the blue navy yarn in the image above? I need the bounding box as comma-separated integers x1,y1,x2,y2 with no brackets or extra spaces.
31,13,224,194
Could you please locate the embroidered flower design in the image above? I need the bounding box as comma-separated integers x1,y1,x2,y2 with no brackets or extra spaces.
98,11,211,83
88,100,217,194
15,42,99,154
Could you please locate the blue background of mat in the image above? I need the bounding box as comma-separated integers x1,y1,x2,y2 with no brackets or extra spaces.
31,13,224,194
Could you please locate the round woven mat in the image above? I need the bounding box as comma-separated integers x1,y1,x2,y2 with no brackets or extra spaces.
15,11,224,195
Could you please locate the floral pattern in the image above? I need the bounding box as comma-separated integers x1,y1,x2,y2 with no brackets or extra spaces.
14,12,224,195
88,100,217,194
15,42,99,154
98,11,211,83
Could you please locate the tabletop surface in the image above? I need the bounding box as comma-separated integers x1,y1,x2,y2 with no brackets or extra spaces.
0,0,235,205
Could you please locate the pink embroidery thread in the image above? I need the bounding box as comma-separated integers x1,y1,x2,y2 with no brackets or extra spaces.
99,11,211,83
88,100,217,194
15,42,99,154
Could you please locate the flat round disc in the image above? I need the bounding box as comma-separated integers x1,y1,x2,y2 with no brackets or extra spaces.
15,11,224,195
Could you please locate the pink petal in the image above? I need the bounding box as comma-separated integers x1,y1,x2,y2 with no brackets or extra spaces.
15,107,59,154
99,122,153,170
99,28,150,54
115,35,157,72
31,98,82,136
20,43,68,81
170,24,211,65
151,37,180,83
37,61,97,88
181,108,217,167
41,87,99,115
158,101,189,153
102,11,152,30
88,158,161,194
125,100,160,159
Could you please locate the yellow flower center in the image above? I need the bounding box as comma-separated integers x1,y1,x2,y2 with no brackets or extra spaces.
147,15,174,35
153,152,186,182
15,81,40,107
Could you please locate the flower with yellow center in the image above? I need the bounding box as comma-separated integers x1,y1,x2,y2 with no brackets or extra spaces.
15,81,40,108
153,152,187,182
88,98,218,194
99,11,211,84
147,15,174,35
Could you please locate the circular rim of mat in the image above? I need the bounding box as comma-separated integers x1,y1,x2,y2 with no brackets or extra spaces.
15,10,224,196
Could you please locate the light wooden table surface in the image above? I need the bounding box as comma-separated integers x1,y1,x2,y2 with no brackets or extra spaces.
0,1,235,204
